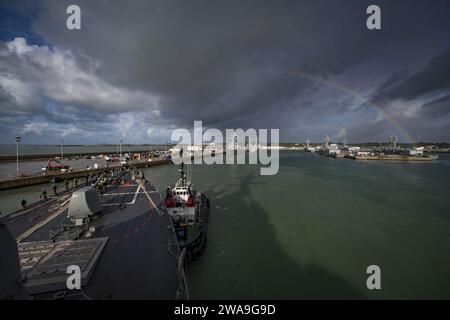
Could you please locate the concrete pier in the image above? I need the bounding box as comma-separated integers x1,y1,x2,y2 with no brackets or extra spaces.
0,159,170,191
0,149,161,163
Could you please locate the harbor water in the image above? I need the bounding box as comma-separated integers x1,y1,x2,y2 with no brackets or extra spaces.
144,152,450,299
1,151,450,298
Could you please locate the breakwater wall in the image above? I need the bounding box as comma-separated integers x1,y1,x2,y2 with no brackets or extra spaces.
0,150,156,163
0,159,170,191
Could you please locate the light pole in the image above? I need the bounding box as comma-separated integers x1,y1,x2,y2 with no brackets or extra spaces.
14,136,22,176
60,139,64,160
119,139,123,157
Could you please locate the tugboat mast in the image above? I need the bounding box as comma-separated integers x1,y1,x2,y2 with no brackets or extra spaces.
180,161,187,185
178,147,186,185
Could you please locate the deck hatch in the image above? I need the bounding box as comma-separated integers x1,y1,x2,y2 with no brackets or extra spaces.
18,237,108,295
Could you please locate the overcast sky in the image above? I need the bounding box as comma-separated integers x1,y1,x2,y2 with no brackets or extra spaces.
0,0,449,144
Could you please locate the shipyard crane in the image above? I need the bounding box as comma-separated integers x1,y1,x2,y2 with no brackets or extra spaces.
323,136,330,149
390,135,398,150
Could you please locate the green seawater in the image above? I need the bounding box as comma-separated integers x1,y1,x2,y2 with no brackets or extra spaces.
143,152,450,299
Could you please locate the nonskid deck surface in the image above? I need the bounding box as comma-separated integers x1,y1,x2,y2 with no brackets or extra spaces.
2,192,73,241
2,174,182,299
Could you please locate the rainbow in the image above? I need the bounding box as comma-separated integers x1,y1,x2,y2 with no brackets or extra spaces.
285,69,416,144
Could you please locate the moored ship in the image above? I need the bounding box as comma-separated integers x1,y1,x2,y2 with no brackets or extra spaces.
164,162,210,263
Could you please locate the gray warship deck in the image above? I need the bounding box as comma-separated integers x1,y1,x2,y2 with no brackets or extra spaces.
1,174,184,300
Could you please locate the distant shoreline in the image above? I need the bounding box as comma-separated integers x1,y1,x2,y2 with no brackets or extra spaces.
0,144,171,159
0,150,155,163
0,142,449,160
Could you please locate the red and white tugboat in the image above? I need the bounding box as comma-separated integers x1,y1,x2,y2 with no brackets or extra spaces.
164,161,210,262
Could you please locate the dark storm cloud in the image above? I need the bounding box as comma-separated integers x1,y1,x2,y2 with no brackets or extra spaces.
29,0,450,129
373,70,410,97
36,0,363,128
1,0,450,142
372,46,450,103
420,94,450,118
